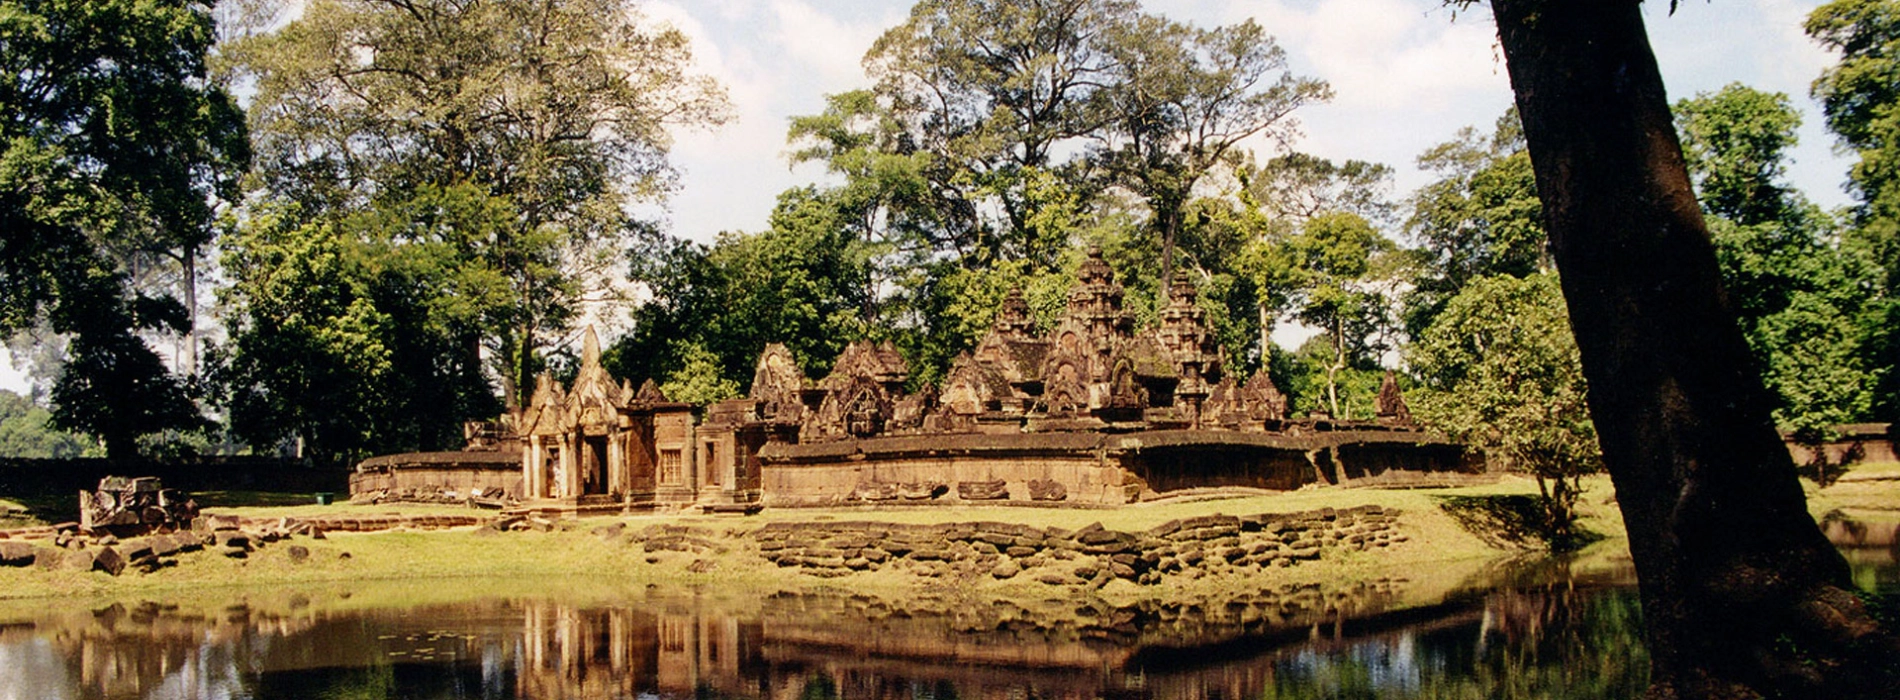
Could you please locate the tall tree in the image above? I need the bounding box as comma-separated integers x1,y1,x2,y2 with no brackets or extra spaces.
1094,15,1329,287
1236,152,1396,366
226,0,729,409
1810,0,1900,277
612,188,872,389
1246,152,1396,226
1674,83,1802,227
0,390,96,458
1486,0,1896,695
1,0,249,456
1281,212,1396,419
1805,2,1900,426
1675,83,1886,441
864,0,1135,262
214,193,507,463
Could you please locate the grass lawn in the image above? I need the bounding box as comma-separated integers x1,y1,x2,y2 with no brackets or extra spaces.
0,474,1636,611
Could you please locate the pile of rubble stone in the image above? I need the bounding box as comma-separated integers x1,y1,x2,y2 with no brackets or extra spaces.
0,514,326,576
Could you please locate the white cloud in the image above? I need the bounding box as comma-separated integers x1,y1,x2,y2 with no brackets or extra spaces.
648,0,896,243
768,0,885,87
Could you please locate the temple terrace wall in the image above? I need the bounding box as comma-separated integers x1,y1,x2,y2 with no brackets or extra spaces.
757,430,1479,508
349,450,521,504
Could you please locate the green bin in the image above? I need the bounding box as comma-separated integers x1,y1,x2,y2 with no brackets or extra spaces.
315,492,334,505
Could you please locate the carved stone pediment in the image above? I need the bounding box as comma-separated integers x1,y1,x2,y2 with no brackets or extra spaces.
1243,370,1289,423
1376,370,1414,426
941,353,1007,415
634,378,669,404
749,344,807,423
804,373,893,442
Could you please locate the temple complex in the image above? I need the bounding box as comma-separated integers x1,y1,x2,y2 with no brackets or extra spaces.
350,248,1477,512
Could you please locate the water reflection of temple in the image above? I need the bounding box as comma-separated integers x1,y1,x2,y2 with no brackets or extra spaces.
518,600,761,698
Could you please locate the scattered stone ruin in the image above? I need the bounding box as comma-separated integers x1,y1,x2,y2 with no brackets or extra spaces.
351,248,1478,514
78,476,197,534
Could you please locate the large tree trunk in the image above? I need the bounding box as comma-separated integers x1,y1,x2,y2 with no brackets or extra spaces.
1487,0,1895,696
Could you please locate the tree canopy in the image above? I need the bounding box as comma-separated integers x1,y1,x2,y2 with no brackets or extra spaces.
1,0,248,456
214,0,729,460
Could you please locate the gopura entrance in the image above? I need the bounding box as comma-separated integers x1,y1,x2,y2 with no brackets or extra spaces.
517,327,702,513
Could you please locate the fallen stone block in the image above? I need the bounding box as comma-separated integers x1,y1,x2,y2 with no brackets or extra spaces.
1148,519,1183,538
121,541,154,563
286,545,310,563
1078,528,1124,546
150,536,180,558
92,547,125,576
0,541,36,567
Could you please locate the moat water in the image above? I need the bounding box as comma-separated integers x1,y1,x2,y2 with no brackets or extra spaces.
1,548,1894,700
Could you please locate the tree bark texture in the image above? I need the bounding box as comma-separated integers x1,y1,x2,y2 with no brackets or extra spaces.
1487,0,1896,696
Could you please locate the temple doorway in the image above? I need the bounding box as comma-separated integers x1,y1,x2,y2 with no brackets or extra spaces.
582,436,610,495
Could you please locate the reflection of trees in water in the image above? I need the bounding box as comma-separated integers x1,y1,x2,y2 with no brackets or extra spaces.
0,602,287,700
1252,585,1648,699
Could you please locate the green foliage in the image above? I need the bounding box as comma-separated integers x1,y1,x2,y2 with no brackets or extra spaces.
212,203,500,464
613,188,872,389
1091,13,1331,283
1672,81,1888,436
658,342,740,407
1708,215,1886,438
1280,336,1384,419
1675,83,1804,226
1810,0,1900,275
1403,109,1545,335
1407,274,1598,548
0,389,97,458
1246,152,1397,226
752,0,1327,384
910,257,1074,386
1281,212,1399,418
860,0,1137,261
0,0,249,456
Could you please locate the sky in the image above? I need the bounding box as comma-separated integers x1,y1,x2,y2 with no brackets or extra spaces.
0,0,1861,396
